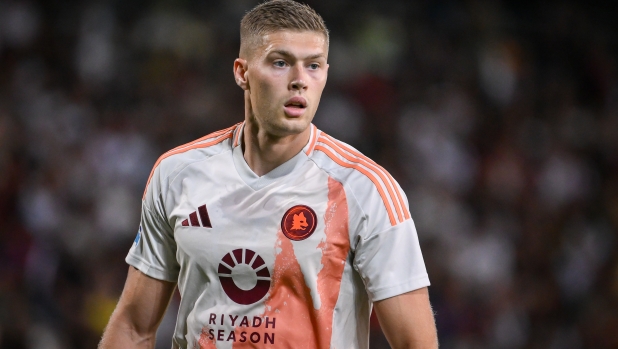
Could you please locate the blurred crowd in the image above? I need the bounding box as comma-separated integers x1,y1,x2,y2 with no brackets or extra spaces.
1,0,617,348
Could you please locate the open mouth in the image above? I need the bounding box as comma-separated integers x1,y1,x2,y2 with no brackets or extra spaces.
284,97,307,109
283,96,307,117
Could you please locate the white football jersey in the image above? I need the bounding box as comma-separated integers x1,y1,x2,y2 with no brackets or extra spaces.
127,122,429,349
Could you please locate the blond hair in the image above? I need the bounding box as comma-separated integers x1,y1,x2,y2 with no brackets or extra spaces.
240,0,329,57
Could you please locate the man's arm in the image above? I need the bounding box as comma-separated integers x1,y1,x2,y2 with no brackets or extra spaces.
99,266,176,349
373,287,438,349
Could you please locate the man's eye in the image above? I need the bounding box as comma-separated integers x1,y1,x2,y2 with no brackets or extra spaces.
274,61,286,67
309,63,320,70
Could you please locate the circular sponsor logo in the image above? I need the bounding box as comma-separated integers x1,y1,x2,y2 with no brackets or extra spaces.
218,249,271,305
281,205,317,241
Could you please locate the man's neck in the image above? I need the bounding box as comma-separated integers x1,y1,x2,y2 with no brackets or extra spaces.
242,119,311,177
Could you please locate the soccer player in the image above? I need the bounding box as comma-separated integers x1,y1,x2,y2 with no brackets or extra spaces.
99,1,437,348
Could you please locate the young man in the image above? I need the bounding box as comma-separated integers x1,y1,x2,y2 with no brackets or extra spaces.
99,1,437,348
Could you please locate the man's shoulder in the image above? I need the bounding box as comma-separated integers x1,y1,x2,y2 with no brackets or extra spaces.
143,123,241,193
155,123,240,170
309,130,384,184
310,129,410,226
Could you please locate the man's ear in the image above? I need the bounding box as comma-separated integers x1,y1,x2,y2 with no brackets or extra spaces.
233,58,249,90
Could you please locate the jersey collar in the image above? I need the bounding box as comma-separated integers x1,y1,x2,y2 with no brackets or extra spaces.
231,122,318,191
232,121,245,148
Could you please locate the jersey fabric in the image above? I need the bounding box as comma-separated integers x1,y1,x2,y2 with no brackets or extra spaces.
126,122,430,349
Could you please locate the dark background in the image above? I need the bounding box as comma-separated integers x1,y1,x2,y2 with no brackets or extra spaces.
1,0,617,348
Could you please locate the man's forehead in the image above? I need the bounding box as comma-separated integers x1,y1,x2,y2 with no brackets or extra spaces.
254,30,328,55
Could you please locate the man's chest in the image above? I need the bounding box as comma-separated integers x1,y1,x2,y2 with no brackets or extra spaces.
167,161,343,290
163,162,353,345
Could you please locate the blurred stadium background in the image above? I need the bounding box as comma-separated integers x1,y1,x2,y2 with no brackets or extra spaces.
1,0,617,348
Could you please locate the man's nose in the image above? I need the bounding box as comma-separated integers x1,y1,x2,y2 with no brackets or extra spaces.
289,65,308,91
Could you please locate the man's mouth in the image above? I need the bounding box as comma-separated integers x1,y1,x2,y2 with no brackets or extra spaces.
284,97,307,109
283,96,308,117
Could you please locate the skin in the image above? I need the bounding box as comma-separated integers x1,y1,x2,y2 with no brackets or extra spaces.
234,30,329,176
374,287,439,349
99,30,438,349
98,267,175,349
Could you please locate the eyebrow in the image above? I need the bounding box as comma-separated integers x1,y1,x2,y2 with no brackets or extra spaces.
268,50,326,60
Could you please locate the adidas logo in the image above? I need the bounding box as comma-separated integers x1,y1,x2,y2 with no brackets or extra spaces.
181,204,212,228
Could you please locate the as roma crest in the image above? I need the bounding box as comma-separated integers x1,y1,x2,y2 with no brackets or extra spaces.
281,205,317,241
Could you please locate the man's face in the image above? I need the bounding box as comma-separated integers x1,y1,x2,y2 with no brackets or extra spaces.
238,30,329,137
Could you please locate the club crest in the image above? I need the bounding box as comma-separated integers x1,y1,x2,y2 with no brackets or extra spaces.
281,205,317,241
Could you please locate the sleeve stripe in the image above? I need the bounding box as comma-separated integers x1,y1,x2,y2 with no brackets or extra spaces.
317,137,407,224
319,136,405,223
315,144,397,226
304,124,319,155
163,123,239,156
322,134,410,220
142,126,237,199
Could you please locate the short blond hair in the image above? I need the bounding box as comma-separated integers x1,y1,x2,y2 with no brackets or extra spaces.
240,0,329,57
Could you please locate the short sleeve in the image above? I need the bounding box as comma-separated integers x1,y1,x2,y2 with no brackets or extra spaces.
353,218,430,301
126,165,179,282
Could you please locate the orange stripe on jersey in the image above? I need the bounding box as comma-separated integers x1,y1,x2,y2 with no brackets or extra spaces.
322,134,411,221
164,123,238,156
142,127,236,199
233,121,244,148
245,177,350,349
315,144,397,226
319,136,406,223
305,124,318,155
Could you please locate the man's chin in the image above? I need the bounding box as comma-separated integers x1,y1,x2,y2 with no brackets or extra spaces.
271,118,312,137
